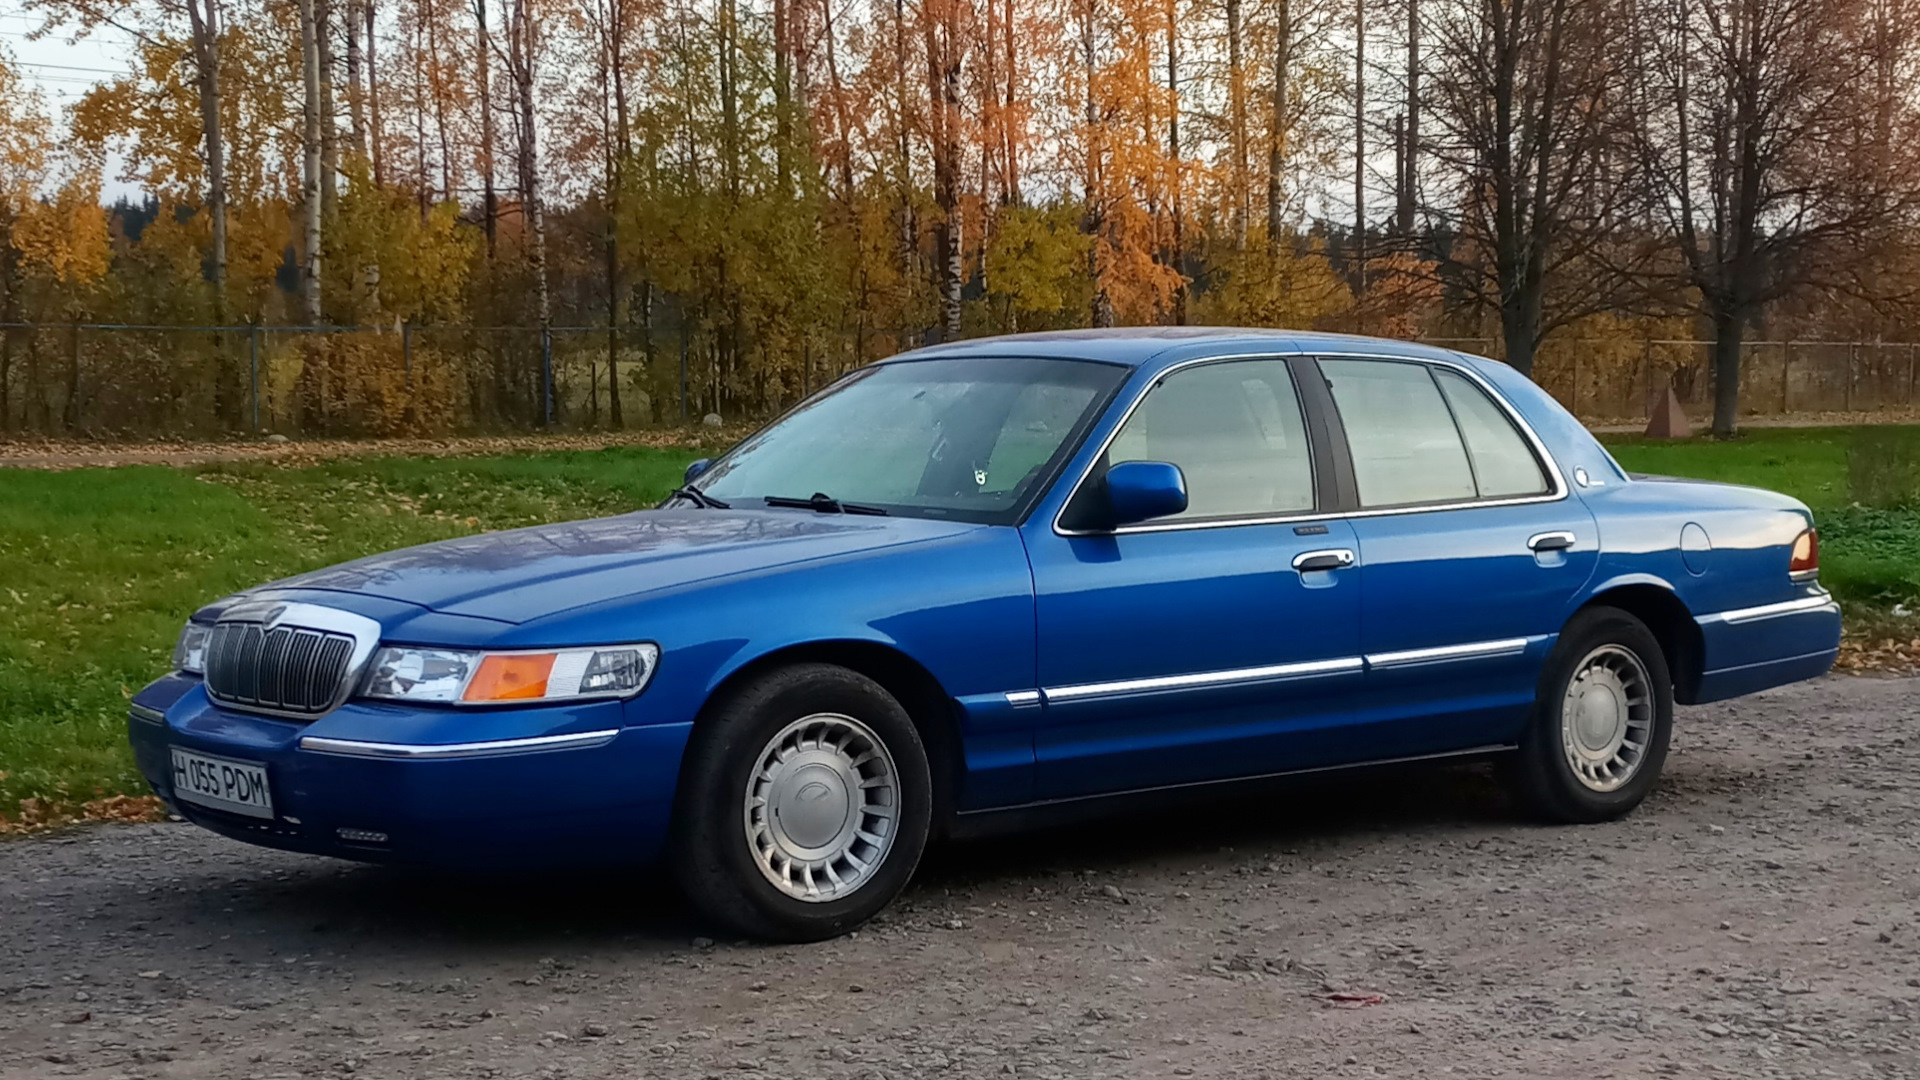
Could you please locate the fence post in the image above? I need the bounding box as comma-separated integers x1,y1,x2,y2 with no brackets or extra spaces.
249,324,260,433
541,327,554,427
1845,342,1856,412
1779,341,1791,414
1909,343,1916,406
678,327,689,421
1641,338,1653,420
402,321,412,385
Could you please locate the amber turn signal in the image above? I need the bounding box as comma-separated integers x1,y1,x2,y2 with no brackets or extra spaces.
463,653,558,702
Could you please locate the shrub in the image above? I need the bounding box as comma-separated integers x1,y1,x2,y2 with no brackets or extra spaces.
1847,428,1920,510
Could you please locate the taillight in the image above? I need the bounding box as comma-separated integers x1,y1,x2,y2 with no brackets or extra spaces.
1789,528,1819,580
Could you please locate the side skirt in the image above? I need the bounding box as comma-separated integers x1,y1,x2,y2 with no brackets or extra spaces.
943,743,1515,841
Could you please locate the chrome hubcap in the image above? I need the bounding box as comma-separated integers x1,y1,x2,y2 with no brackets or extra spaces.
1561,645,1654,792
744,713,899,902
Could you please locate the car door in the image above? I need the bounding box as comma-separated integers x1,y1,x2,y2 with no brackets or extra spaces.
1022,356,1365,799
1312,356,1599,752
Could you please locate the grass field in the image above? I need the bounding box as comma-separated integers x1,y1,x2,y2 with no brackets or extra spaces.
2,426,1916,823
0,448,707,821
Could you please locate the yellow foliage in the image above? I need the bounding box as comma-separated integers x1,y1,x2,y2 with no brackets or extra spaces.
13,175,112,287
1193,235,1353,328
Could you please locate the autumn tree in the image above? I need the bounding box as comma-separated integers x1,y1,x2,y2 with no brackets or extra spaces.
1625,0,1920,433
1420,0,1639,376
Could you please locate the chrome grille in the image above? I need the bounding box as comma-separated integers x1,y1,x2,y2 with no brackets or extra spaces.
205,621,357,716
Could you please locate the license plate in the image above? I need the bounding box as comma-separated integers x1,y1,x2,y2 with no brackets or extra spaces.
169,747,274,819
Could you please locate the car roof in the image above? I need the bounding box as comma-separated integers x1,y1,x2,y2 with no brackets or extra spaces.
882,327,1481,370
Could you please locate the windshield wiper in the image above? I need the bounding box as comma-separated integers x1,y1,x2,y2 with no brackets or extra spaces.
667,484,730,509
763,492,890,516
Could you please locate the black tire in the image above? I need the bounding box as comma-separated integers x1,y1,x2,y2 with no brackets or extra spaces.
669,663,933,942
1504,606,1674,824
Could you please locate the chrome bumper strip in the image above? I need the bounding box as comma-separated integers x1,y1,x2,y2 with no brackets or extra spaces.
129,703,166,725
1702,595,1837,626
298,729,621,760
1043,656,1363,703
1366,637,1530,670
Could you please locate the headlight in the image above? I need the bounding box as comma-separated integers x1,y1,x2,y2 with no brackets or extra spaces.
361,643,660,705
174,621,214,674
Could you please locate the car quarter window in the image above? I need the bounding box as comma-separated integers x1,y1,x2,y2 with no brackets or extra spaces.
1319,358,1550,508
1106,358,1315,519
1432,369,1550,498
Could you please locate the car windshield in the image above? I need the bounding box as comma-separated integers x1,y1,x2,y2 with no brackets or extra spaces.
693,356,1127,524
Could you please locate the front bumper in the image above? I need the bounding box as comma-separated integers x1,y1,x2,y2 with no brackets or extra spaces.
129,675,693,869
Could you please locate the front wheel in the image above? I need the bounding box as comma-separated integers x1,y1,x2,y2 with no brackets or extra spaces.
670,663,932,941
1504,607,1674,823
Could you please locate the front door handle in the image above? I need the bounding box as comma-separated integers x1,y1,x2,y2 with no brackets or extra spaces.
1292,548,1356,572
1528,531,1576,552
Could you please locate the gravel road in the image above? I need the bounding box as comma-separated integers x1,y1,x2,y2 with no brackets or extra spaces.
4,675,1918,1080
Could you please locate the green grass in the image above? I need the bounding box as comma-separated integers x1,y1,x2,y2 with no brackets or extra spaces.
0,448,704,814
1603,426,1920,609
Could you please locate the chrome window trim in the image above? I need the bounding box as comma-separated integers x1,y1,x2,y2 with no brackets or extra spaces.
1699,594,1838,626
298,729,621,760
1042,656,1363,703
205,598,384,721
1051,350,1569,538
1366,637,1530,670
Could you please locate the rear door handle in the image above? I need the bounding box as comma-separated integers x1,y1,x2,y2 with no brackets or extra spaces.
1292,548,1356,572
1528,531,1576,552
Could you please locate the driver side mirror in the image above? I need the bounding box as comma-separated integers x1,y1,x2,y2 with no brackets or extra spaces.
1106,461,1188,526
684,458,712,485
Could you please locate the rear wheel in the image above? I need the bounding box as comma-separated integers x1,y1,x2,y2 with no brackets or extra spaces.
1505,607,1673,823
670,663,932,941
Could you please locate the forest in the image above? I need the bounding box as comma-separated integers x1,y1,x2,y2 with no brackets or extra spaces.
0,0,1917,436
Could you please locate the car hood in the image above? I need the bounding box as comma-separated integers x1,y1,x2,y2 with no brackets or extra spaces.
261,509,984,626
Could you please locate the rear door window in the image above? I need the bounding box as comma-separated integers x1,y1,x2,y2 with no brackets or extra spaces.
1319,359,1477,507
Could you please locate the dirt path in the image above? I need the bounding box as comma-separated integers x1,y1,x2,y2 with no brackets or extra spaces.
3,675,1918,1079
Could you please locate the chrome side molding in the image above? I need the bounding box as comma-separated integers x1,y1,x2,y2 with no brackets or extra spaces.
1366,638,1531,669
1701,594,1838,626
298,729,621,760
1043,656,1364,703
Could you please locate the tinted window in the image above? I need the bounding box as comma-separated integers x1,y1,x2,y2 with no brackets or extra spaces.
1107,359,1314,519
1320,359,1476,507
1434,369,1550,497
693,357,1124,524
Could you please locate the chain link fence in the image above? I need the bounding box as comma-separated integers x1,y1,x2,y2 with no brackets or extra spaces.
1,322,1915,437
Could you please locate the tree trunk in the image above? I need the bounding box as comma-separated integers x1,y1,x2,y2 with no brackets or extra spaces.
1352,0,1366,293
319,0,339,218
773,0,791,196
347,0,368,160
185,0,232,420
300,0,325,325
510,0,552,423
1167,0,1185,324
366,0,385,186
1082,0,1110,326
1710,308,1746,436
475,0,499,257
1226,0,1247,248
1398,0,1418,235
1267,0,1292,255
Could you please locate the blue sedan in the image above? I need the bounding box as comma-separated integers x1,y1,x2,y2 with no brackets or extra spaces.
129,329,1840,940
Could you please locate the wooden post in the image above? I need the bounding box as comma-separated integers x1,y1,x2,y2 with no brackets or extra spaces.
249,323,260,432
